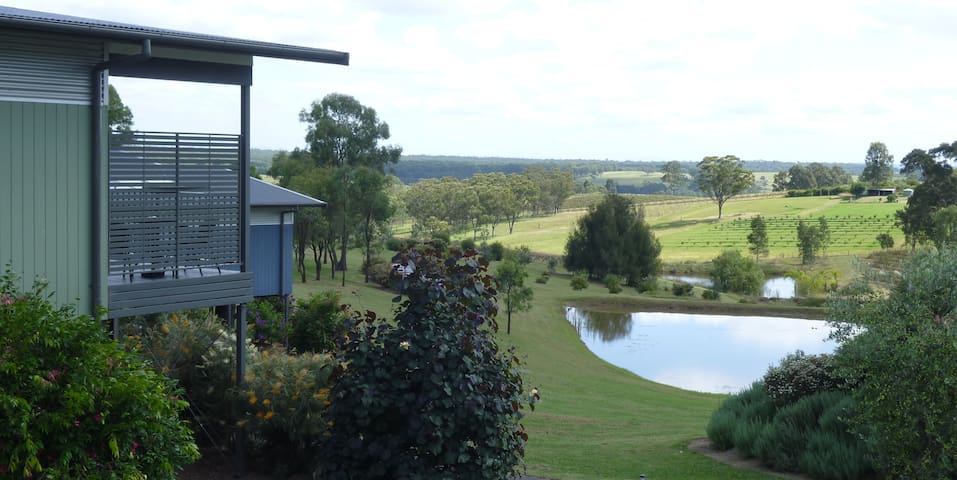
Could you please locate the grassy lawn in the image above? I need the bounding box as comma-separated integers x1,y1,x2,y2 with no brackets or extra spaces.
292,255,781,479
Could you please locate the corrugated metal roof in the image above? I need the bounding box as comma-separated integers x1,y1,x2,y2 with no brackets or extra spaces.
251,178,326,207
0,6,348,65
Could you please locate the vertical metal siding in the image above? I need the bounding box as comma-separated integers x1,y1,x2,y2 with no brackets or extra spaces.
249,224,281,296
0,29,103,104
0,101,93,311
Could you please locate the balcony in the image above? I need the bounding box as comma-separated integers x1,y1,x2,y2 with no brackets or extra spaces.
107,131,252,317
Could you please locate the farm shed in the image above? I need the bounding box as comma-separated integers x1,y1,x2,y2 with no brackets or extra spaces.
0,6,347,327
249,178,325,297
866,188,896,197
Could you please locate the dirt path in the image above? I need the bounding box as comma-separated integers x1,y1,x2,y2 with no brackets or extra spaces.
687,438,814,480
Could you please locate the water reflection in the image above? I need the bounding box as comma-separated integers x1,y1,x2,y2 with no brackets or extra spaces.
661,275,796,299
566,307,835,394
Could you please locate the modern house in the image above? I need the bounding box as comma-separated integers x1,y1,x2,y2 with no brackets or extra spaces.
249,178,325,298
0,7,347,325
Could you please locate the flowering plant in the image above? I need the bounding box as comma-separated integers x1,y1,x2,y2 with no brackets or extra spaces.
0,271,198,479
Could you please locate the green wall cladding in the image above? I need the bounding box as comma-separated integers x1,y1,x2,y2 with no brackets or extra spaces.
0,101,93,313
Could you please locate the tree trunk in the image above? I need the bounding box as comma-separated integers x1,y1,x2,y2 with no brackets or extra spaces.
364,212,373,284
339,215,348,287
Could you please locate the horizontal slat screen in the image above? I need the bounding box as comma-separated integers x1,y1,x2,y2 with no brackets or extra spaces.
109,131,242,278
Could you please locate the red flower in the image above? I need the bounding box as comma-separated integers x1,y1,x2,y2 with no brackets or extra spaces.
131,441,139,454
46,369,62,382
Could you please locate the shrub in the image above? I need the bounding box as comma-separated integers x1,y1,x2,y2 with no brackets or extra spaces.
363,255,394,288
289,292,348,353
671,280,694,296
799,393,873,480
702,288,721,300
570,272,589,290
546,257,559,273
249,298,288,348
317,249,530,479
133,310,245,437
709,250,764,295
634,277,658,293
706,382,774,451
488,241,505,261
535,273,550,284
0,274,199,478
885,193,897,203
876,232,894,249
460,237,476,250
509,245,533,265
763,350,841,406
239,349,336,477
384,237,404,251
753,391,849,472
604,274,623,294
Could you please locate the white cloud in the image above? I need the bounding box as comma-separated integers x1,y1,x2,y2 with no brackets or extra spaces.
10,0,957,161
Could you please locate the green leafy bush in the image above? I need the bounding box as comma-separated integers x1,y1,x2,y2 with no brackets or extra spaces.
546,257,559,273
702,288,721,300
634,277,658,293
706,382,774,451
239,349,336,477
798,393,873,480
509,245,533,265
753,391,852,473
289,292,348,353
875,232,894,249
459,238,477,250
487,241,505,261
384,237,405,251
363,256,395,288
317,248,530,479
0,274,199,478
570,272,589,290
535,272,550,284
829,248,957,478
709,250,764,295
249,298,289,348
671,281,694,296
763,350,841,406
604,274,623,294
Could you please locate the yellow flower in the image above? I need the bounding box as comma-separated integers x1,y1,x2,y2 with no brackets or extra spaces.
170,313,179,324
255,411,263,419
263,411,275,421
248,395,258,405
262,398,271,407
317,388,330,399
271,382,282,395
161,366,170,374
160,324,170,334
291,395,299,402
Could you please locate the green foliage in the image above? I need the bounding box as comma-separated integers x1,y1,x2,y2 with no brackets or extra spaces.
535,272,550,284
702,288,721,300
762,351,841,407
603,274,623,294
787,269,840,296
829,248,957,478
486,241,505,261
671,281,694,296
107,84,133,132
896,142,957,247
249,298,289,347
849,182,866,197
709,250,765,295
860,141,894,188
875,232,894,249
884,193,897,203
460,238,477,250
931,204,957,249
564,194,661,284
570,271,589,290
363,255,395,288
799,394,873,480
695,155,755,219
796,218,828,265
289,292,348,353
747,215,769,259
634,277,658,293
546,256,559,273
240,349,336,476
496,258,534,334
660,160,687,195
318,249,530,479
0,274,199,479
706,382,775,451
753,391,850,472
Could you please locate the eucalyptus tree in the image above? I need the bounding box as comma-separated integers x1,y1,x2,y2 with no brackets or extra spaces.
696,155,755,219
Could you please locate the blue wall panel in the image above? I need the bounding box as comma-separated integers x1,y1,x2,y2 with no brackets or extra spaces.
249,224,294,297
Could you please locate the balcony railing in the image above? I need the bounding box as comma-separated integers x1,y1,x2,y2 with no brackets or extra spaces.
108,131,241,280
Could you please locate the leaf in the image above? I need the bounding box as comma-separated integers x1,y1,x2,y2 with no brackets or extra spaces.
108,436,119,459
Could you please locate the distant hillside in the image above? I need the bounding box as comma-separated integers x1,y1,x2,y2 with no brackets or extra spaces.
390,155,864,184
250,151,865,184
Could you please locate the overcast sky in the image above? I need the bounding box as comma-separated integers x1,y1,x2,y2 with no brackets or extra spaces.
12,0,957,163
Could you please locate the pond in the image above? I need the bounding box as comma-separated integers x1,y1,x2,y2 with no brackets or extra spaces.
566,307,836,394
662,275,796,299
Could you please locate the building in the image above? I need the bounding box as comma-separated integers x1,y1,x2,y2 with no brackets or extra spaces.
249,178,325,298
0,6,347,327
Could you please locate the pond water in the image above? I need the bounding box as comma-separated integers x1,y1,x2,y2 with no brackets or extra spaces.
662,275,796,299
566,307,835,394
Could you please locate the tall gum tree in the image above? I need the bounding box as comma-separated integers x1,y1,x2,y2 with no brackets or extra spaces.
696,155,755,219
299,93,401,281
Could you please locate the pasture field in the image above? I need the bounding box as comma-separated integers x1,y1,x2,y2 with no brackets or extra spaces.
293,255,781,479
595,170,777,193
492,194,906,262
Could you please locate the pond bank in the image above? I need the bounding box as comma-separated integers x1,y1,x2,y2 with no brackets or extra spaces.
567,296,827,320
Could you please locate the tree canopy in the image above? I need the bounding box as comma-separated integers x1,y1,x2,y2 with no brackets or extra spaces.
696,155,755,219
660,161,687,195
564,194,660,285
108,84,133,132
860,141,894,188
896,142,957,247
300,93,401,170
